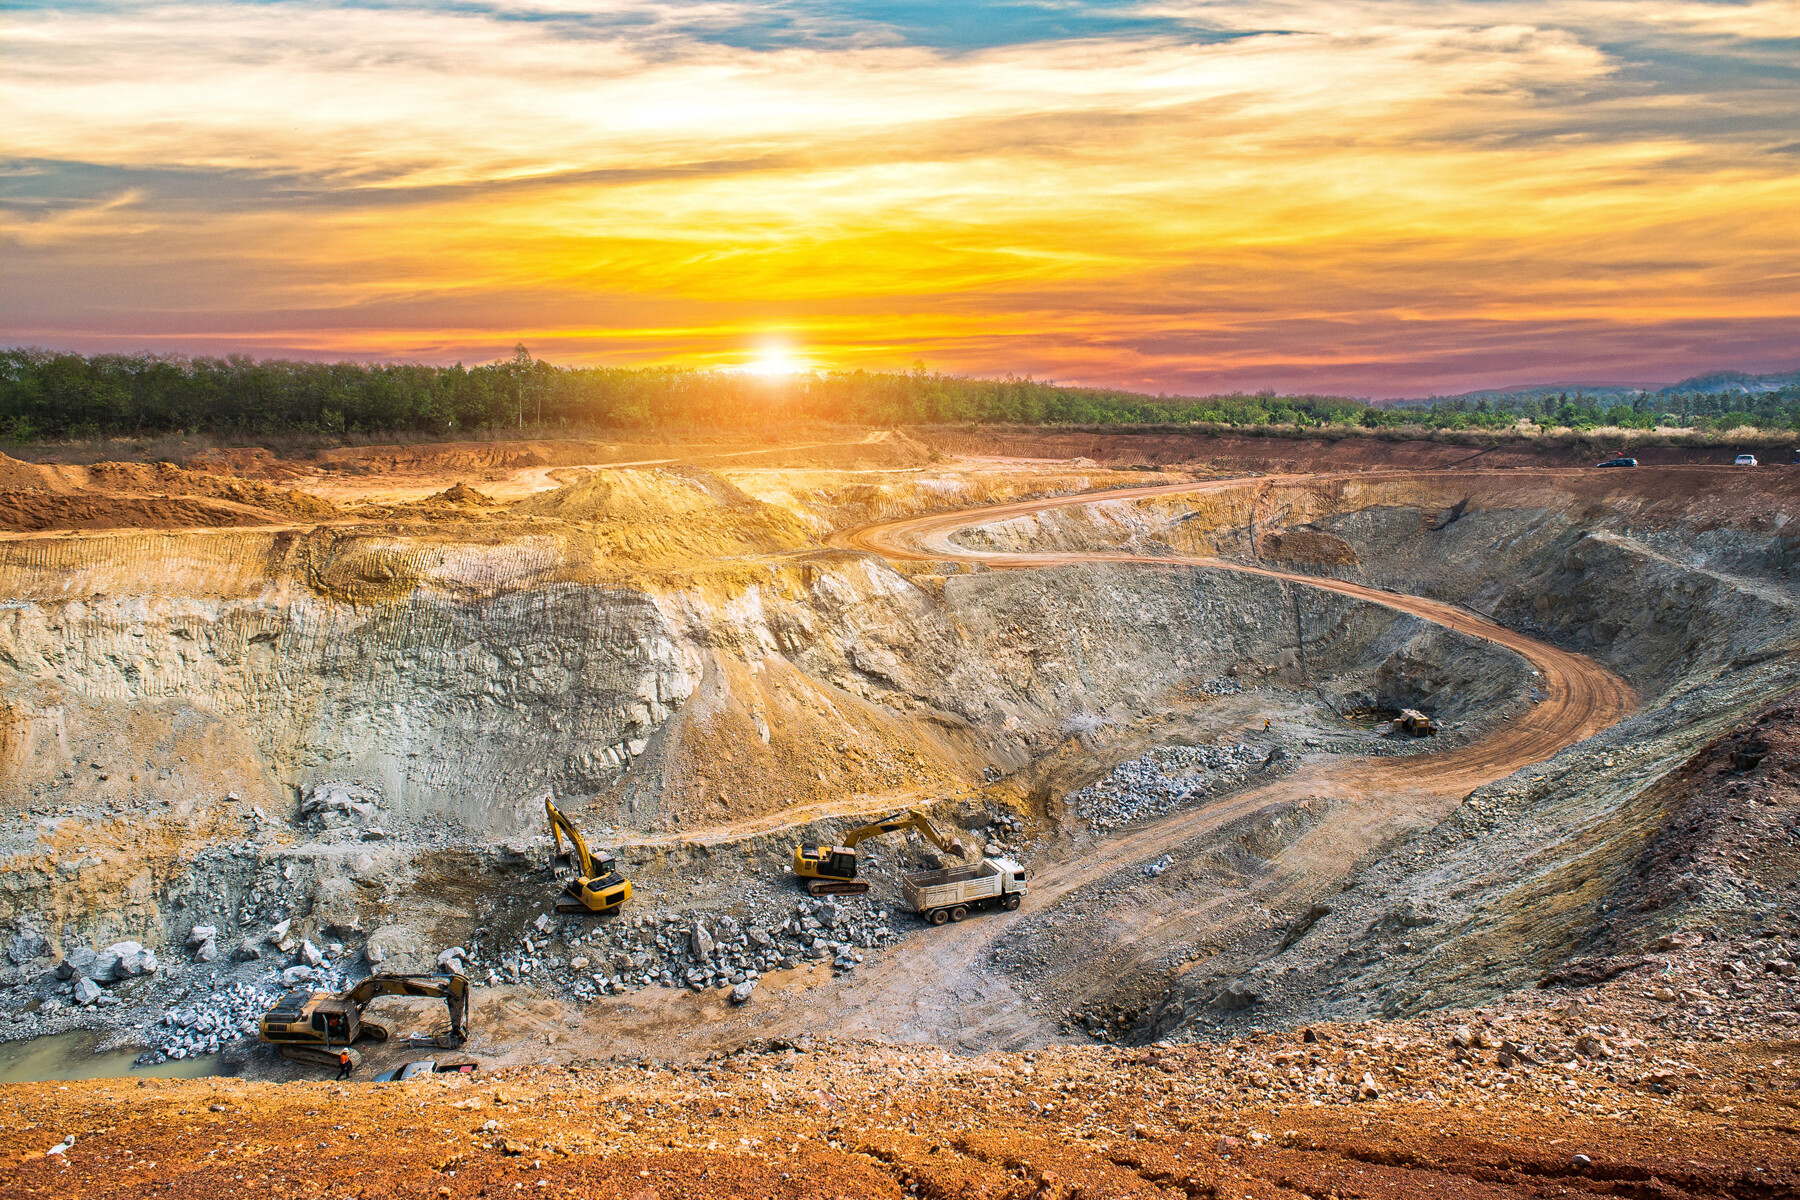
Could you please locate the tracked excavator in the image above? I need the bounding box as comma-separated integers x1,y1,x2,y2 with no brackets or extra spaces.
793,807,966,896
545,798,633,915
258,972,469,1070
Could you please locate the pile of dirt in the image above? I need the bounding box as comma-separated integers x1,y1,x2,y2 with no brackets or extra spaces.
0,453,73,493
84,461,337,520
0,457,337,532
0,492,277,533
515,467,818,566
1261,528,1359,567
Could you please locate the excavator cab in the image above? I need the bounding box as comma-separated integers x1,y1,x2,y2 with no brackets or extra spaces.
563,865,631,914
795,842,857,881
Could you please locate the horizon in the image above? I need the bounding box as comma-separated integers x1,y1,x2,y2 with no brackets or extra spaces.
4,0,1797,397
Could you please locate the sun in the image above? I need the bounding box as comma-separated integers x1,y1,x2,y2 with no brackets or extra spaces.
741,342,807,376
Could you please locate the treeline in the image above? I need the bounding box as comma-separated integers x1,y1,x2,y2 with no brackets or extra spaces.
2,346,1796,440
1406,386,1800,433
0,347,1367,439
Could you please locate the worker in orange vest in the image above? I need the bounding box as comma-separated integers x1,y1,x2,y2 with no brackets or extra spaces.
335,1050,352,1080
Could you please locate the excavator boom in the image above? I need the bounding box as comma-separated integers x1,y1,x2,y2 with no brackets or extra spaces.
793,807,966,895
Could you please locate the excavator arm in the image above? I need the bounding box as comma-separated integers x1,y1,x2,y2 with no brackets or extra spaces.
842,808,965,857
545,798,595,879
794,807,966,895
345,972,470,1043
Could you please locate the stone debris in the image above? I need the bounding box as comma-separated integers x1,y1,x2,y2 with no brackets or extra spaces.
136,979,278,1064
1072,742,1272,832
483,895,904,1002
298,781,385,835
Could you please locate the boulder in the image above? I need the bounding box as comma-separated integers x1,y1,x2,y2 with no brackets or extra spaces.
185,925,217,949
436,946,468,973
298,781,384,833
729,980,755,1005
265,919,292,945
362,924,429,972
56,946,97,981
297,940,324,968
281,965,317,987
116,944,158,978
690,923,715,960
72,977,103,1006
235,938,262,961
193,937,218,963
8,931,49,965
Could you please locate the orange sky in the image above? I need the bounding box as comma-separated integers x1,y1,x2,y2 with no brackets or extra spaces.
3,0,1796,394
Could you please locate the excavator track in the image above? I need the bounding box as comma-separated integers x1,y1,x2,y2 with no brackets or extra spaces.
806,879,872,896
277,1045,363,1070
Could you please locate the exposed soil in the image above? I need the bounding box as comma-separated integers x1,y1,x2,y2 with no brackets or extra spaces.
3,431,1798,1186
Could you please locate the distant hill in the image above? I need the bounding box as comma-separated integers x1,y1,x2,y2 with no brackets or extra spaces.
1661,369,1800,395
1395,367,1800,407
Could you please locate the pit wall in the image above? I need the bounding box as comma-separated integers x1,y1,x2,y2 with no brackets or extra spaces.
945,469,1800,703
0,527,1529,957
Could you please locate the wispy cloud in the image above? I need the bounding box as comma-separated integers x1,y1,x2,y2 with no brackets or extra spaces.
1,0,1795,392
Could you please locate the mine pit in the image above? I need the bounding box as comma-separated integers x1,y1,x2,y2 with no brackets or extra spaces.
1,431,1797,1192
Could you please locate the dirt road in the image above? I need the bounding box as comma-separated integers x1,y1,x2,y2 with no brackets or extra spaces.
578,474,1634,1054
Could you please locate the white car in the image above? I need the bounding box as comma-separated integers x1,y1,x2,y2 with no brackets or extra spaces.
1734,454,1758,466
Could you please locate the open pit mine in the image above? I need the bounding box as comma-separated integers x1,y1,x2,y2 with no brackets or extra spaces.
2,429,1798,1198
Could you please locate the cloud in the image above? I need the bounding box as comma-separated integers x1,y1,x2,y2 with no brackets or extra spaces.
1,0,1795,392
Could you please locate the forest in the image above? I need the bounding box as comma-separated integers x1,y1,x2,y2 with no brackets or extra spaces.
2,346,1796,441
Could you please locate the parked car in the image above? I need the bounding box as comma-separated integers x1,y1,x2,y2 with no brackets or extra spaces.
1735,454,1759,466
372,1059,478,1082
1595,457,1637,468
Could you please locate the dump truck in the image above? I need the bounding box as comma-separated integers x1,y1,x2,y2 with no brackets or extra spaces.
1396,708,1440,736
902,857,1028,925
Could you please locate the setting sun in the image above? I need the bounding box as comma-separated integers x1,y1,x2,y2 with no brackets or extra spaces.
742,344,808,377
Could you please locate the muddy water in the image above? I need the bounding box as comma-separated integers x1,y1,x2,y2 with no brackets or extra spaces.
0,1031,225,1084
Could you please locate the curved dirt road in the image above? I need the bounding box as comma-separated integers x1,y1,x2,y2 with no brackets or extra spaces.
587,474,1635,1054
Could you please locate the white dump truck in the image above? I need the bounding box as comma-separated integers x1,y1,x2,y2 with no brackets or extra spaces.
902,857,1028,925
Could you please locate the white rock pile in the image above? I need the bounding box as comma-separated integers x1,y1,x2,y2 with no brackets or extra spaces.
136,980,277,1064
494,895,903,1001
1073,742,1269,832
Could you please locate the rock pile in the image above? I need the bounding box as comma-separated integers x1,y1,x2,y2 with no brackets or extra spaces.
1073,742,1269,832
137,980,277,1063
492,895,903,1001
298,781,386,838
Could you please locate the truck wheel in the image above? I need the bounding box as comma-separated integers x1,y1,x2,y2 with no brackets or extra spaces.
1002,894,1021,911
929,909,950,926
950,906,968,922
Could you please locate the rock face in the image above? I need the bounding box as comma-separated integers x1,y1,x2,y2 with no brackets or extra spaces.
299,782,385,835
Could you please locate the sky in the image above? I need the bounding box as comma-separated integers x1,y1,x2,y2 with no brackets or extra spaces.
2,0,1797,396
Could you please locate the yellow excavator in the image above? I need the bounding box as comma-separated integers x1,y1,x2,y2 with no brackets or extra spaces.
793,807,966,896
545,798,633,915
258,972,469,1070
